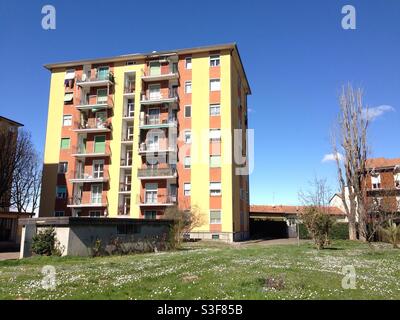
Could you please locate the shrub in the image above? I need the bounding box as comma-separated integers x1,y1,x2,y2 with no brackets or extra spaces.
300,223,349,240
379,221,400,249
31,227,64,256
300,207,335,249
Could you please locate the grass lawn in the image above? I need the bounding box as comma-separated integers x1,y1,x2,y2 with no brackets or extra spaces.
0,240,399,300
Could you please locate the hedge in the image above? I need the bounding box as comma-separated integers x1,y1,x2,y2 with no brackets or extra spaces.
299,223,349,240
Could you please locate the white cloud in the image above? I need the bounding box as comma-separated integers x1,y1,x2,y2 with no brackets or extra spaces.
363,105,395,121
322,153,344,163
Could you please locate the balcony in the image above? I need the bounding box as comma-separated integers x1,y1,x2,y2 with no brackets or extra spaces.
140,90,178,105
138,167,177,180
139,117,177,130
119,183,131,194
69,170,109,184
76,95,114,110
67,196,108,208
118,205,131,216
124,82,136,97
138,143,176,155
73,119,112,133
120,158,133,168
71,144,111,158
141,67,179,82
139,194,177,207
76,72,114,88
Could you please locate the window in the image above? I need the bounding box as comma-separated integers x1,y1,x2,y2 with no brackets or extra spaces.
126,61,135,66
184,183,191,196
210,155,221,168
184,105,191,118
212,234,220,240
97,67,109,80
185,57,192,69
184,130,192,144
60,138,70,150
210,104,220,116
63,115,72,126
149,84,161,100
56,186,67,199
65,69,75,80
144,211,157,219
145,183,158,204
94,136,106,153
210,55,220,67
184,156,191,169
185,81,192,94
210,79,220,91
64,92,74,103
93,160,104,178
89,211,101,217
54,211,64,217
371,175,381,190
209,129,221,141
395,173,400,189
397,197,400,211
210,210,221,224
149,61,161,76
58,162,68,174
91,184,103,204
210,182,222,196
97,89,108,104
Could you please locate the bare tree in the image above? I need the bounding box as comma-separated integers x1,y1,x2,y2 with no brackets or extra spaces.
298,176,332,212
331,84,369,241
0,128,41,214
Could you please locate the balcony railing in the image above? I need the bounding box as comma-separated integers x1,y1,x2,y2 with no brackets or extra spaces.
120,158,133,167
67,196,108,207
124,81,135,94
70,169,109,182
140,89,178,104
76,95,114,108
140,116,177,127
138,167,177,179
118,205,131,215
74,119,112,131
119,182,132,193
139,194,177,206
76,72,115,85
71,144,111,157
138,143,176,153
141,67,179,81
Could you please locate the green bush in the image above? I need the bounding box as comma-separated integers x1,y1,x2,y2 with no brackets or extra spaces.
299,223,349,240
31,227,63,256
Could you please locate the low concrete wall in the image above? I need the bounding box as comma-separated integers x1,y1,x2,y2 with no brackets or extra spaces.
19,217,173,258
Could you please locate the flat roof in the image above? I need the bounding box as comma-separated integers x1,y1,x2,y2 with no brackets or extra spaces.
0,116,23,127
43,43,251,94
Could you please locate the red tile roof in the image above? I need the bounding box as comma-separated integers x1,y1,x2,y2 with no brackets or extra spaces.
250,205,345,216
366,158,400,169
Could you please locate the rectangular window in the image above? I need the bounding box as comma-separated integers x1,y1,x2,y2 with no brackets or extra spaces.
210,155,221,168
58,162,68,174
54,211,64,217
60,138,70,150
212,234,220,240
210,55,220,67
210,79,220,91
184,130,192,144
149,61,161,76
56,186,67,199
210,210,221,224
65,69,75,80
184,105,191,118
185,81,192,94
64,92,74,103
94,136,106,153
395,173,400,189
210,182,222,196
91,184,103,204
97,67,109,80
184,183,191,196
145,183,158,204
371,175,381,190
210,104,220,116
97,89,108,104
144,211,157,219
184,156,191,169
185,57,192,69
209,129,221,141
93,160,104,178
89,211,101,217
63,115,72,126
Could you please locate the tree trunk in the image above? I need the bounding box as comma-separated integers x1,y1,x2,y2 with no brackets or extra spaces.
348,221,357,240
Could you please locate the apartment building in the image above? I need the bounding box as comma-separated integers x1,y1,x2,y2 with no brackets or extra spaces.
39,43,251,241
365,157,400,213
0,116,24,212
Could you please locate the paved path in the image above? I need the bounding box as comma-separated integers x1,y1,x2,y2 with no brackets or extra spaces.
238,238,305,246
0,252,19,261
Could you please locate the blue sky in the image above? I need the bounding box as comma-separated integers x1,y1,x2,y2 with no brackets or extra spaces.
0,0,399,205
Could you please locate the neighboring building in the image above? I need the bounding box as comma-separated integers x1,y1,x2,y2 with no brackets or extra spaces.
0,116,23,212
250,205,346,239
39,43,251,242
364,157,400,213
